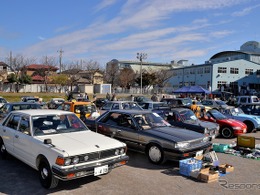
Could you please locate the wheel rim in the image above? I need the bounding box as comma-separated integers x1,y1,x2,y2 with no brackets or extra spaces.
222,128,232,138
149,146,161,163
1,143,6,153
41,167,49,179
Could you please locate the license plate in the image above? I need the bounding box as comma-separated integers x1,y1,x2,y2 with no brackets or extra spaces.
196,150,203,157
94,165,108,176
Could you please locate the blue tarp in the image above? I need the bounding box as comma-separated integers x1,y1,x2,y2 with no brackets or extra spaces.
173,86,210,94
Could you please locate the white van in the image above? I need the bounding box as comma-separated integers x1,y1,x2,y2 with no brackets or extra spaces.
235,95,260,105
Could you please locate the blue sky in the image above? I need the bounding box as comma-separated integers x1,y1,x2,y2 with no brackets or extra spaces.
0,0,260,68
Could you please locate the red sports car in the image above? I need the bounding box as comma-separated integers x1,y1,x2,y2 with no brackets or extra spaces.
200,109,247,138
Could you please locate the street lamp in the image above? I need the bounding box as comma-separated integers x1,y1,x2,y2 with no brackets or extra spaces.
137,52,147,94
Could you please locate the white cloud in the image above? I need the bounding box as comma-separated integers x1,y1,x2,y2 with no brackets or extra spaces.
232,4,260,17
94,0,118,12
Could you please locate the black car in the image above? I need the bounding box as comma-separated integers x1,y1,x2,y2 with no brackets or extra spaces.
85,110,212,164
0,102,42,120
239,104,260,115
166,108,219,140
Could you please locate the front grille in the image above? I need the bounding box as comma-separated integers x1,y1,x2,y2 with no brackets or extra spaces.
77,148,119,163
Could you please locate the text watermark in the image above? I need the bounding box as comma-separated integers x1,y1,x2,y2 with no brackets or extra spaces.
219,179,260,190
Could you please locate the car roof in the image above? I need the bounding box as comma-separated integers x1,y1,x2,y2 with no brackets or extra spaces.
64,101,93,105
107,109,152,114
11,109,72,116
170,107,189,112
5,102,40,105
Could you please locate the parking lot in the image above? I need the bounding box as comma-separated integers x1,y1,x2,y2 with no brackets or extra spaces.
0,131,259,195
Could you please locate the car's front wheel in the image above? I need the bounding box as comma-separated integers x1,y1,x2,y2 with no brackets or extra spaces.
0,138,7,160
147,144,164,164
39,159,59,189
221,127,234,138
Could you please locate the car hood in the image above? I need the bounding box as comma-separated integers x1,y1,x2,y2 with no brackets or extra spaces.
37,131,125,156
219,118,246,127
147,126,204,142
236,113,260,120
185,119,218,129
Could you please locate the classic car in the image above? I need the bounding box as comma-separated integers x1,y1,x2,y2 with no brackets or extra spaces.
137,101,171,119
57,101,100,119
0,109,128,189
166,108,219,140
99,101,143,115
47,98,65,109
160,97,193,108
200,109,247,138
0,102,42,120
200,99,229,112
222,107,260,133
85,110,212,164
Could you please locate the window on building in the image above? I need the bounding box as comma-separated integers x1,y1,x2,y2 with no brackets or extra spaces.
217,81,227,89
218,67,227,73
257,69,260,76
204,67,210,73
197,68,203,74
190,69,195,74
207,81,210,89
245,69,253,75
179,82,183,87
184,69,189,75
230,68,239,74
190,82,195,86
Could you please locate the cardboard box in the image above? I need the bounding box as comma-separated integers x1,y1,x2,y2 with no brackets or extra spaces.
190,170,201,179
219,164,234,173
199,171,219,183
237,136,255,148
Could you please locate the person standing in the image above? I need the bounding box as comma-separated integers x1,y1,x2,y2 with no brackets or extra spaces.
84,93,89,100
106,92,111,100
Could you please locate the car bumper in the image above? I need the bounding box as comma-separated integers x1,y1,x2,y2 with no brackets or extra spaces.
52,155,129,181
164,142,212,161
234,129,247,136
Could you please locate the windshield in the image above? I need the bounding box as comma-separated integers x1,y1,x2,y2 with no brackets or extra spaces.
122,102,142,110
179,109,197,121
209,110,227,120
133,112,171,130
231,107,244,114
182,98,192,105
216,101,227,106
75,105,97,113
33,114,87,136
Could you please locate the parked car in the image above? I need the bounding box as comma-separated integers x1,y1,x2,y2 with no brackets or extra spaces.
200,109,247,138
160,97,193,108
0,102,42,120
133,96,152,103
222,107,260,133
234,95,260,105
93,98,109,109
85,110,212,164
137,101,171,119
200,99,229,111
166,108,219,140
21,96,40,103
57,101,100,120
99,101,143,115
0,96,8,108
0,110,128,189
47,98,65,109
239,104,260,115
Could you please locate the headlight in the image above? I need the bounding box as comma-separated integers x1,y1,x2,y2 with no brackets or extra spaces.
204,128,209,134
203,137,209,142
120,148,125,155
175,142,190,148
84,155,89,161
115,149,120,155
72,156,80,164
64,158,72,166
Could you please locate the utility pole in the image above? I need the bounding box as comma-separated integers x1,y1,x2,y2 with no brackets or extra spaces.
137,52,147,94
57,49,64,73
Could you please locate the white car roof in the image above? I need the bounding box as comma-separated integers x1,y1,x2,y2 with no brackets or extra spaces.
11,109,72,116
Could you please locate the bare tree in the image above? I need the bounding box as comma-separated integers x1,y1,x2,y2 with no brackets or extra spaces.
153,69,173,93
105,60,119,88
119,68,136,92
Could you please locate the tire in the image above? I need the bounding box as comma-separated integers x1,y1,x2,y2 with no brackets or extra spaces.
147,144,164,165
0,139,8,160
39,159,59,189
244,121,254,133
221,127,234,138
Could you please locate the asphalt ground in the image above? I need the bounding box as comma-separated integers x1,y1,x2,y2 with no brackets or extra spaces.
0,131,259,195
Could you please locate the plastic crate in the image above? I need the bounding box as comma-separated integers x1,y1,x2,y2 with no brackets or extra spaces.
179,158,202,177
212,143,229,153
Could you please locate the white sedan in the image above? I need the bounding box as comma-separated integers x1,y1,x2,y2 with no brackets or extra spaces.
0,109,128,189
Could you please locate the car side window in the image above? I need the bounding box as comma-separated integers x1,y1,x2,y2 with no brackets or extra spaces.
112,103,119,110
117,114,135,129
6,115,21,130
19,116,31,135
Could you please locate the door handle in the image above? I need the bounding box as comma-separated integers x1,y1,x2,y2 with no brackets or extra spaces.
15,135,19,138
